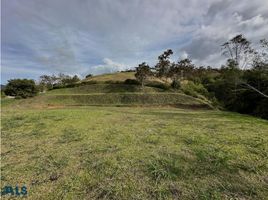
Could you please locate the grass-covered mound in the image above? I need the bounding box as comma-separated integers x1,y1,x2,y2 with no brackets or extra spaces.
47,83,164,94
1,107,268,199
2,71,213,109
44,93,210,108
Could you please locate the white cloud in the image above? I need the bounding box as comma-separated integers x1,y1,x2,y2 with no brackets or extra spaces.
89,58,127,75
180,51,188,60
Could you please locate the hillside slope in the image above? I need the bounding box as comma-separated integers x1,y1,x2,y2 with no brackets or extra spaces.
2,72,213,109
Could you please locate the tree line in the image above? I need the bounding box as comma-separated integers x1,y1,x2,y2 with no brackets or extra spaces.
4,73,81,98
134,34,268,119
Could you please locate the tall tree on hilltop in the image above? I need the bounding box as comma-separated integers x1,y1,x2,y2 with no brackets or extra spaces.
39,75,58,90
176,58,195,80
155,49,173,80
135,62,152,88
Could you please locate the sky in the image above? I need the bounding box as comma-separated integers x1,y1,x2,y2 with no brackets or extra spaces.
1,0,268,83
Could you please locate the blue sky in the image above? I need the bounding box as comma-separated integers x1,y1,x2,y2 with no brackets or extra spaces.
1,0,268,83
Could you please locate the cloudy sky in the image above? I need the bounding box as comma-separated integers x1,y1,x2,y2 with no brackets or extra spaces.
1,0,268,83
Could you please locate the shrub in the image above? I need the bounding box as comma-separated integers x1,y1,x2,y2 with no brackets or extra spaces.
182,81,209,98
4,79,38,98
104,80,122,84
146,81,170,90
124,79,140,85
52,83,80,89
80,81,97,85
171,80,181,89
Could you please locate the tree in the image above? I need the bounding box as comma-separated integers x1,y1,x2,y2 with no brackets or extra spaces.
222,35,268,98
253,39,268,68
72,75,80,83
176,58,195,80
4,79,38,98
61,74,80,86
39,75,58,90
221,34,255,69
135,62,152,88
155,49,173,79
40,74,80,89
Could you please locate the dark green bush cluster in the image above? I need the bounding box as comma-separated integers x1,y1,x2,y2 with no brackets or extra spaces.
182,81,209,98
104,80,123,84
124,79,140,85
171,79,181,89
81,80,98,85
146,81,170,90
4,79,38,98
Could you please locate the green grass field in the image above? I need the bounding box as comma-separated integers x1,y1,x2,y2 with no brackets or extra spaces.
1,106,268,199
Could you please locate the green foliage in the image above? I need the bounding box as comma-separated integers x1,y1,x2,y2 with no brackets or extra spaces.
104,80,122,84
4,79,38,98
155,49,173,78
182,81,209,99
135,62,152,87
56,74,80,87
146,81,170,90
124,79,140,85
39,74,58,90
171,79,181,89
204,65,268,119
40,74,80,90
81,80,98,85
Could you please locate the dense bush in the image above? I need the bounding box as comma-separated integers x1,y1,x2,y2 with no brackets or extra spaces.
52,83,80,89
203,66,268,119
171,79,181,89
124,79,140,85
4,79,38,98
182,81,209,98
81,80,98,85
146,81,170,90
104,80,123,84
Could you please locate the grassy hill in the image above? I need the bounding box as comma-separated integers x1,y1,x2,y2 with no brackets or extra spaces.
2,72,212,108
47,83,163,94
